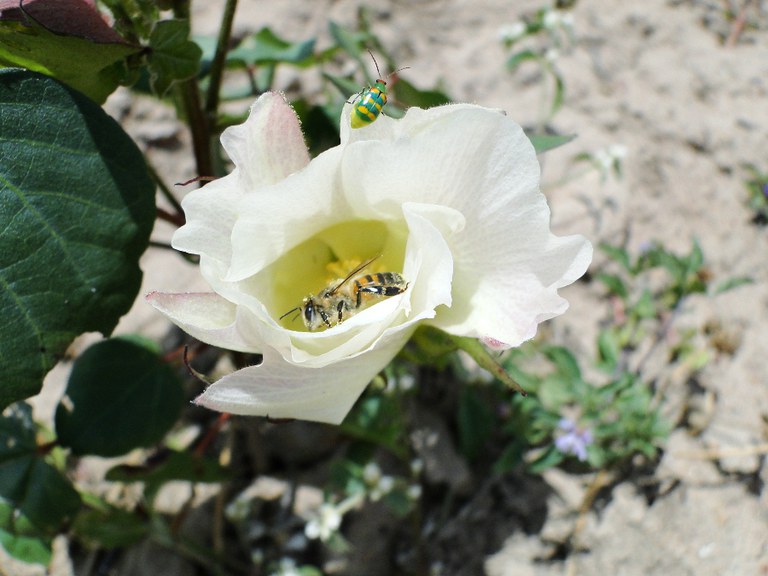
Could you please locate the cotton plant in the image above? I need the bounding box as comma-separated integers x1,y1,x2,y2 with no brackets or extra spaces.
148,92,592,424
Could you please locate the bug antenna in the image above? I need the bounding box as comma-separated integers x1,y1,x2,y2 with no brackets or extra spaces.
386,65,411,80
367,49,383,78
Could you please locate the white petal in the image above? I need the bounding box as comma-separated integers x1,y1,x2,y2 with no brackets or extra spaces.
222,91,310,189
342,104,591,346
194,336,409,424
146,291,260,353
400,202,464,316
226,148,351,281
432,233,593,345
172,92,309,267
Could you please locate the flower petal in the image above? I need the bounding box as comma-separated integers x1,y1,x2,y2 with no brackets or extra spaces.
194,338,407,424
226,147,349,281
172,92,309,268
342,104,592,346
146,291,260,353
222,91,310,189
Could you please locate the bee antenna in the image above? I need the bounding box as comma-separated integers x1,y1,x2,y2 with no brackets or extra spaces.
279,307,301,321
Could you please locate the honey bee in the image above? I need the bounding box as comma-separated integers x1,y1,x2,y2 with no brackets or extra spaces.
280,256,408,331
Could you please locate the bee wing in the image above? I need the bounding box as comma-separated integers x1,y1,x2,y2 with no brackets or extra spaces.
328,255,380,295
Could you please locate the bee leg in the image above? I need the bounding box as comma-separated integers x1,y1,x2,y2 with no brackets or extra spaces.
319,308,332,329
336,300,345,324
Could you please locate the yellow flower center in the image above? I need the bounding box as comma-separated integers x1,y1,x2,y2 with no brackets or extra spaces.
269,219,407,331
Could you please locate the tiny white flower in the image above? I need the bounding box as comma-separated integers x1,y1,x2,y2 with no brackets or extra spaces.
270,558,301,576
498,21,527,42
406,484,423,500
148,92,592,424
608,144,628,160
362,462,382,485
410,458,424,476
543,9,562,29
304,503,342,542
544,48,560,63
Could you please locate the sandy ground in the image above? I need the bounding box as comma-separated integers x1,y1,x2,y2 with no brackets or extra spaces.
9,0,767,575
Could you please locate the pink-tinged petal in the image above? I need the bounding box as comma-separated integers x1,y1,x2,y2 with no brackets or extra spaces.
172,92,310,267
146,292,260,353
194,340,406,424
222,91,310,189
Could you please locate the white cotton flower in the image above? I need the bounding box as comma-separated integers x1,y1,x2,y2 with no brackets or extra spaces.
148,92,592,424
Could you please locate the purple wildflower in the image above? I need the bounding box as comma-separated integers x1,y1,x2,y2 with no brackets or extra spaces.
555,418,593,461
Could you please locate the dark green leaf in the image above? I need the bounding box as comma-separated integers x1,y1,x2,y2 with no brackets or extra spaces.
457,387,494,461
528,133,576,154
73,506,147,549
0,1,140,103
148,19,202,96
55,339,184,457
0,499,51,565
0,70,155,408
228,27,316,66
0,456,81,530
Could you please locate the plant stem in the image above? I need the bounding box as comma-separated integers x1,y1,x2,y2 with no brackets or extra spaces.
206,0,239,118
146,161,184,218
172,0,213,178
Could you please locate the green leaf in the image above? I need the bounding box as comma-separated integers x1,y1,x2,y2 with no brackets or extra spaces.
450,334,528,396
599,242,632,272
72,506,147,549
528,133,576,154
527,445,564,473
148,19,202,96
711,275,753,295
328,21,364,58
0,70,155,409
0,407,81,530
597,328,621,371
596,272,628,299
505,49,540,71
55,339,184,457
0,499,52,565
0,0,140,103
544,346,582,381
458,387,494,461
228,27,316,66
392,78,451,110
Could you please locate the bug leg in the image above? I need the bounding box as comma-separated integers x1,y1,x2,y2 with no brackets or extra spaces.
347,89,365,105
336,300,345,323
